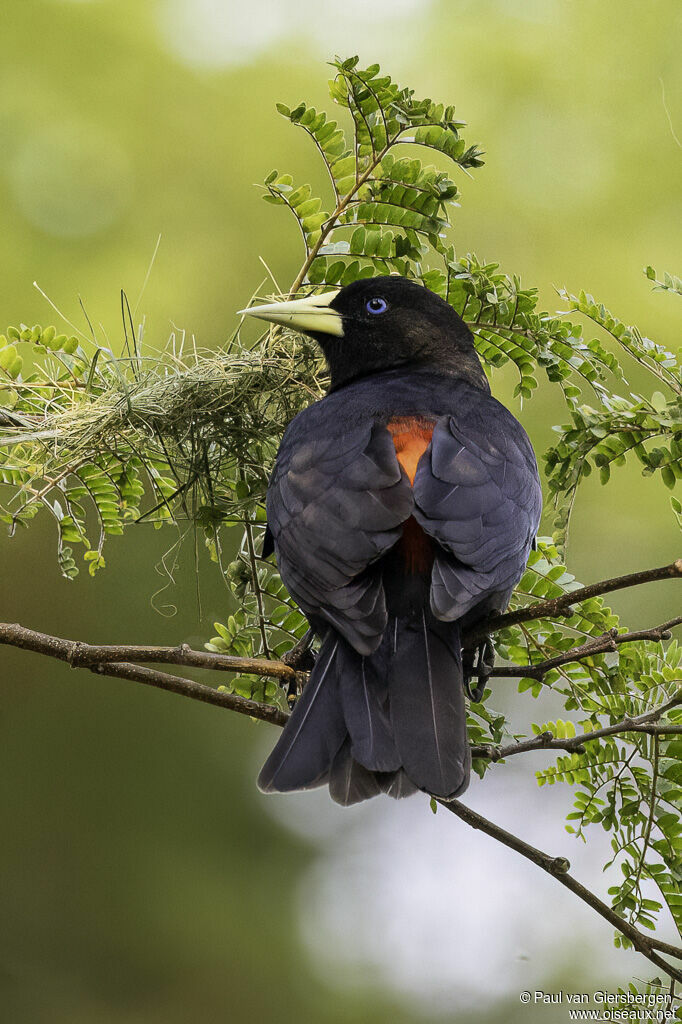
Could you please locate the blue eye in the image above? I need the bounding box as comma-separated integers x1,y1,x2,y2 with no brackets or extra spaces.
366,296,388,315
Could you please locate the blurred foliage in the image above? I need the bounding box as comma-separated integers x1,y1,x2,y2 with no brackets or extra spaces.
1,55,680,987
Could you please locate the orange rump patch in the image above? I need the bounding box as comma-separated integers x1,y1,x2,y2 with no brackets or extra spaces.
387,416,435,574
386,416,434,484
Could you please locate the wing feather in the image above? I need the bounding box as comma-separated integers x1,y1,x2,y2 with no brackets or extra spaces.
267,415,413,654
413,396,542,621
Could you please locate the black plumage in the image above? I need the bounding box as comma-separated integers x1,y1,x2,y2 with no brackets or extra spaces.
243,276,542,804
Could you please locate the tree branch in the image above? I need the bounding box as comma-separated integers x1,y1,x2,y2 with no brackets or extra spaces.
3,614,681,981
88,660,289,727
463,559,682,644
0,622,289,726
487,617,682,680
438,797,682,982
0,622,297,680
3,559,676,706
5,620,679,762
471,687,682,761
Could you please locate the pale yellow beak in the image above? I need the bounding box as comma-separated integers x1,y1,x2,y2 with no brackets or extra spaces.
237,290,343,337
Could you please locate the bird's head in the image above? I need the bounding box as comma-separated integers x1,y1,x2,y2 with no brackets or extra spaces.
239,275,489,392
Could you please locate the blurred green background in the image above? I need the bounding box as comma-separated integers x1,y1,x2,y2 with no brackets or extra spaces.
1,2,680,1022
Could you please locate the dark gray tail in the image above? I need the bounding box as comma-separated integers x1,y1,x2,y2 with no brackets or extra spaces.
257,614,471,805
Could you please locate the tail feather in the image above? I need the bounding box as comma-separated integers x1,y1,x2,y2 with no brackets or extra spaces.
257,636,346,793
258,614,471,803
329,738,419,805
388,612,470,798
329,738,387,805
382,769,418,800
338,646,401,773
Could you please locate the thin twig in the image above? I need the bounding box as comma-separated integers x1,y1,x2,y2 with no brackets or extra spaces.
438,797,682,982
88,661,288,726
287,132,396,294
243,514,271,659
628,734,660,923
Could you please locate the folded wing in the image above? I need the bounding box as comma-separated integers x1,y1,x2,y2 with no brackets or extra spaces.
266,416,414,654
412,396,542,621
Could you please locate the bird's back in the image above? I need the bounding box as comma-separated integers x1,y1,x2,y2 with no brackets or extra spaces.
259,367,541,804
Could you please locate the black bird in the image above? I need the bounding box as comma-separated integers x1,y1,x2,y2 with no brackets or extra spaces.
240,277,542,805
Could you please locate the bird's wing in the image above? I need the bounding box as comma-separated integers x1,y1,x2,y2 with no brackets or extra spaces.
413,402,542,620
267,417,414,654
